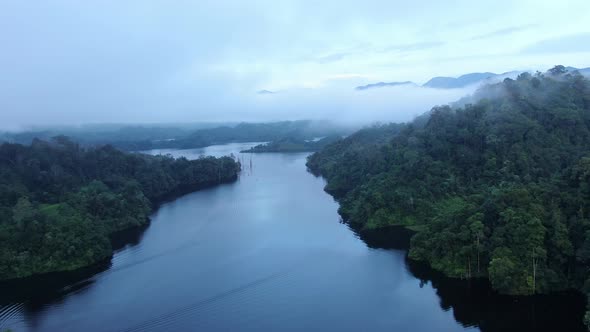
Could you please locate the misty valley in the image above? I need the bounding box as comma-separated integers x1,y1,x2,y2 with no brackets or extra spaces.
3,1,590,330
1,66,590,331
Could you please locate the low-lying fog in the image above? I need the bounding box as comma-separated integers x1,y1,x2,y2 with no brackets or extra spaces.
2,1,590,131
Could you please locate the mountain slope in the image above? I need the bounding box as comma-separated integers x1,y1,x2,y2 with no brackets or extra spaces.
308,68,590,306
356,71,522,91
423,72,497,88
0,138,240,280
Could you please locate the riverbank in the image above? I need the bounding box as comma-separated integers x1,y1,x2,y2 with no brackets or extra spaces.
0,173,240,283
1,143,586,332
0,140,241,282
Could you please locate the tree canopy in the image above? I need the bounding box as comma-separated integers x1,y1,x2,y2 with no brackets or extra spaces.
308,68,590,310
0,138,240,280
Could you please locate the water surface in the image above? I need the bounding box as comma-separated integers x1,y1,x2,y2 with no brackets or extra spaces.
0,143,585,331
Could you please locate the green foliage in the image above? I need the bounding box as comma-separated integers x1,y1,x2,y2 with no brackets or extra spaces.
308,67,590,300
0,138,240,280
488,248,522,293
307,123,404,197
241,135,342,153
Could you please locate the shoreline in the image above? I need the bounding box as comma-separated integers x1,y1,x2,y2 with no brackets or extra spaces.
0,175,240,283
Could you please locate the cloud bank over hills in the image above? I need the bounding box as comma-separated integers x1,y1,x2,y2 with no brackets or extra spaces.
1,1,590,129
352,67,590,91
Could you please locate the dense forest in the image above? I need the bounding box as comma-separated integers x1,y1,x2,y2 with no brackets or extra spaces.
308,66,590,325
0,137,240,280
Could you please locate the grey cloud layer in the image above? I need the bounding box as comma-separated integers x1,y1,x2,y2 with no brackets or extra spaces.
1,0,589,129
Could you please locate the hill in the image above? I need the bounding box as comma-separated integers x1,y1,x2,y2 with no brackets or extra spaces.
423,72,497,89
354,66,590,91
0,137,240,280
308,67,590,323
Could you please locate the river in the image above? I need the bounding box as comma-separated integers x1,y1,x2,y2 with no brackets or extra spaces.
0,142,586,331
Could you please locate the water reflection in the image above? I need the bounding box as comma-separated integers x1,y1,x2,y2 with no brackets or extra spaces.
0,261,108,324
111,223,150,252
0,143,586,332
0,223,149,325
408,260,586,332
360,226,587,332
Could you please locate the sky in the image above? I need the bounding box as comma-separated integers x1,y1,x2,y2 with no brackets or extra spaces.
1,0,590,130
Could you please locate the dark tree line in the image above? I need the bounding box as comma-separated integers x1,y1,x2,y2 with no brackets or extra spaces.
1,120,349,151
0,137,240,280
241,135,342,153
149,120,349,150
308,67,590,326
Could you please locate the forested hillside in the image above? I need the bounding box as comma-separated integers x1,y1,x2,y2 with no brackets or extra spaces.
307,123,405,197
308,67,590,309
0,137,240,280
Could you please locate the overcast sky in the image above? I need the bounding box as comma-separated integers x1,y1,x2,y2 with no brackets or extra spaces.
1,0,590,130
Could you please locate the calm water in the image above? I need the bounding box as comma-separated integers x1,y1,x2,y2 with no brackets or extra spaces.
0,142,586,332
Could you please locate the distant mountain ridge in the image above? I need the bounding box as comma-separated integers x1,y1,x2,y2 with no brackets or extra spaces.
355,66,590,91
423,72,498,89
354,71,516,91
571,67,590,76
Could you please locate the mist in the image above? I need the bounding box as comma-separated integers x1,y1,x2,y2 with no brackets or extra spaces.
1,82,473,131
245,82,476,125
1,1,590,130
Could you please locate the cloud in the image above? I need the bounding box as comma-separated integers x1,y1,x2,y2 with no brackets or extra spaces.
257,90,277,95
382,41,445,52
246,78,475,125
1,0,590,129
522,33,590,54
469,24,536,40
316,52,352,64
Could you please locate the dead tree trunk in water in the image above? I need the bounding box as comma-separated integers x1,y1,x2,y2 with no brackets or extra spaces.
476,235,480,274
532,247,537,294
